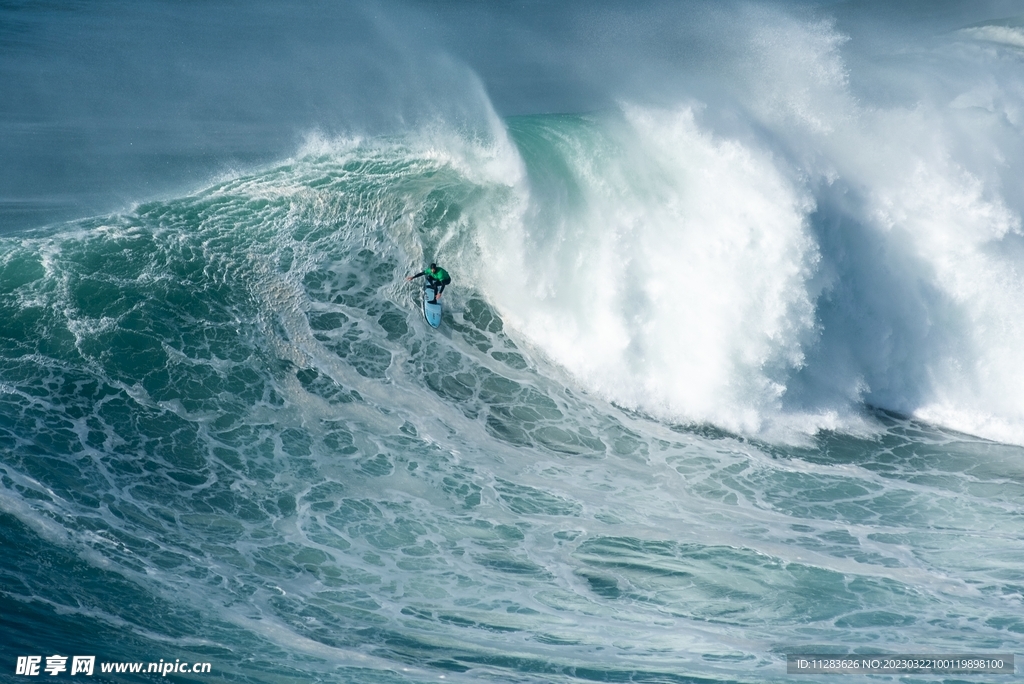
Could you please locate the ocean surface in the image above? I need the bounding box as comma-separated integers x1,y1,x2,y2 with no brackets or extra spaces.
3,2,1024,682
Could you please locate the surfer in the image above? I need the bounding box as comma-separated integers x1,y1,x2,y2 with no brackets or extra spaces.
406,262,451,304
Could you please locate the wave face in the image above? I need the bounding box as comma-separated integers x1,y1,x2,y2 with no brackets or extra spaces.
1,122,1023,683
3,2,1024,683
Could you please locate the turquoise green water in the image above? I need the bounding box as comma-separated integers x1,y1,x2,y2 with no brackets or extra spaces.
2,121,1023,682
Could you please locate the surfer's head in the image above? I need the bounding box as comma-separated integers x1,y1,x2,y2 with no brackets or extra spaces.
429,262,437,271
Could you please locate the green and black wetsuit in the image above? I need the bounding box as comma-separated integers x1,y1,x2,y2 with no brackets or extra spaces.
410,265,451,303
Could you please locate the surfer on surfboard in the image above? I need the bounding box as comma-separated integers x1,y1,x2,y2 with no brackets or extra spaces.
406,263,451,304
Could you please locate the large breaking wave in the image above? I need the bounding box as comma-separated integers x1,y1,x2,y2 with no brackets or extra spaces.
3,4,1024,684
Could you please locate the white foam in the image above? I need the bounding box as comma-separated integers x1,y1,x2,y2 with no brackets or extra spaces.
959,25,1024,50
477,106,820,438
473,11,1024,445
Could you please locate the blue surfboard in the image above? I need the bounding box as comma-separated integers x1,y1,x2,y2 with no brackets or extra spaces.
423,285,442,328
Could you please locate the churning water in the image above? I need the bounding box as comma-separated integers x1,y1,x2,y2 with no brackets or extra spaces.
2,2,1024,682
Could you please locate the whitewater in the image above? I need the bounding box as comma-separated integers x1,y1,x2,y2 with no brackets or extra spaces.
2,2,1024,682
